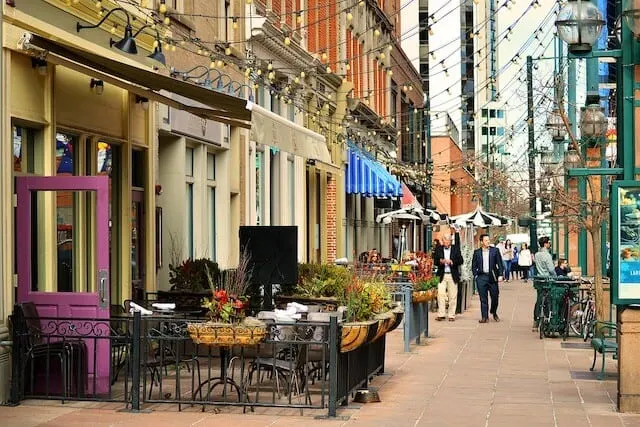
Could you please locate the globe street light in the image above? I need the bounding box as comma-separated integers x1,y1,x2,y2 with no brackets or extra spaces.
564,147,581,169
555,0,605,53
622,0,640,39
545,108,569,142
580,104,607,141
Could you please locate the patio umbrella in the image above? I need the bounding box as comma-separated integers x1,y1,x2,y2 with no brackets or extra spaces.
449,205,510,228
375,206,446,224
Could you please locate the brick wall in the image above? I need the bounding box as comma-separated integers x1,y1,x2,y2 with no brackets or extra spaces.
326,174,337,262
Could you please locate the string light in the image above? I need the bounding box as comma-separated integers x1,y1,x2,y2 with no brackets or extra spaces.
296,12,302,24
346,11,353,21
284,36,291,45
225,46,232,55
232,17,238,29
95,1,101,8
158,1,167,14
267,61,273,71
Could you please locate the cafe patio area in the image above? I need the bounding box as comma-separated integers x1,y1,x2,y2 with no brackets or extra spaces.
4,279,639,426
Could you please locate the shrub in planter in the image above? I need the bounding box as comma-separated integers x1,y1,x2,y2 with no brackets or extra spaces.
169,258,220,292
295,264,353,300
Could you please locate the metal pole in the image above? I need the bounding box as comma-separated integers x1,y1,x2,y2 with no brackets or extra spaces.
567,57,576,264
425,104,432,251
527,56,538,252
328,315,338,417
131,311,141,411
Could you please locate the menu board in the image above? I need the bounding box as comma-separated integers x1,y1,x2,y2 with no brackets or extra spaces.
612,181,640,304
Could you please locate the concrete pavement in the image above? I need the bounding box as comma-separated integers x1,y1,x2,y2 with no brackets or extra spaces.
3,279,638,426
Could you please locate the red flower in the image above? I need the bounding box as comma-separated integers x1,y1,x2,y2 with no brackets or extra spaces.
232,299,244,310
214,289,228,304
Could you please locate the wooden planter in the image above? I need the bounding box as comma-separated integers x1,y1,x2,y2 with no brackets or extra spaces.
187,322,267,346
372,312,396,342
340,320,378,353
387,307,404,333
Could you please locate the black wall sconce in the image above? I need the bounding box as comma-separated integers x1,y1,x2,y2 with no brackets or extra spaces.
77,8,137,55
90,78,104,95
133,25,166,67
31,58,47,75
135,95,150,110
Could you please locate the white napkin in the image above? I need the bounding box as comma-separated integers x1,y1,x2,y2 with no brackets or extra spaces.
287,302,309,313
129,301,153,315
152,303,176,310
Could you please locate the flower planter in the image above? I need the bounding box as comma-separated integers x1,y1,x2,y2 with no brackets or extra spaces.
411,290,429,303
372,312,396,342
187,322,266,347
275,295,340,312
340,320,378,353
387,307,404,333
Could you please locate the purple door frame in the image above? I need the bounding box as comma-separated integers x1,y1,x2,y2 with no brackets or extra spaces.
15,175,110,394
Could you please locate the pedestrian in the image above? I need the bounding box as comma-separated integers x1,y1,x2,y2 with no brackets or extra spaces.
555,258,572,277
472,234,504,323
434,234,464,322
518,243,533,282
532,236,557,330
501,239,514,282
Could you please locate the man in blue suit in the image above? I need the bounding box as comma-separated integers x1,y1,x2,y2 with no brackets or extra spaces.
472,233,504,323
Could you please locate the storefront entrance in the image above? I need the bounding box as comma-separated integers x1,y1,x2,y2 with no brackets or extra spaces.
15,175,111,393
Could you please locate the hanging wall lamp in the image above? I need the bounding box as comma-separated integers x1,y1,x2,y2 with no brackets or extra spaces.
132,25,166,67
90,78,104,95
77,8,137,55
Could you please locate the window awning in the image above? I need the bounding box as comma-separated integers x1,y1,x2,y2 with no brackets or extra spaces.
247,102,333,166
21,32,252,128
346,143,402,198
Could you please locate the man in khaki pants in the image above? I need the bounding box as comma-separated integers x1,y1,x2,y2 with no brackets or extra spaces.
434,234,464,321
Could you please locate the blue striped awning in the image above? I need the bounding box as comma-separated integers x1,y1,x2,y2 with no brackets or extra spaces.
345,144,402,198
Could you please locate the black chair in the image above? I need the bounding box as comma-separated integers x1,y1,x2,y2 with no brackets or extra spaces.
12,303,88,399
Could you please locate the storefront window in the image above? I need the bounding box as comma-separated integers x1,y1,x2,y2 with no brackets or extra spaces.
13,126,35,173
207,152,216,260
288,158,295,225
185,147,194,177
56,133,75,176
270,149,280,225
256,149,265,225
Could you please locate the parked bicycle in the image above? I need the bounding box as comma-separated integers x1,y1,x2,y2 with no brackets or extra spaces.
538,279,579,340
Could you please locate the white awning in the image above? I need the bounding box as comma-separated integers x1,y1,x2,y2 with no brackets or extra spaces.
247,102,332,164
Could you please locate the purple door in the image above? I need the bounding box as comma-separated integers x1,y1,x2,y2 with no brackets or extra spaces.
16,175,110,394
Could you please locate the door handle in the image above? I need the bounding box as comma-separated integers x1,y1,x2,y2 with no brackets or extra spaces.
98,269,109,309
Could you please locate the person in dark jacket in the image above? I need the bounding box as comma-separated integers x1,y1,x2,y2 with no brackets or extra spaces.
472,233,504,323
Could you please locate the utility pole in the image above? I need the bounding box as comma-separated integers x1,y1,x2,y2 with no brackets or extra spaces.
527,56,537,252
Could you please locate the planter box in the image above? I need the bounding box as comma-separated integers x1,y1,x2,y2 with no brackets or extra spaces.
187,322,267,346
275,295,340,311
341,320,378,353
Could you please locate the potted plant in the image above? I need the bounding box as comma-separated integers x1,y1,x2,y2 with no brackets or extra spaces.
187,249,266,346
277,264,352,311
157,258,220,311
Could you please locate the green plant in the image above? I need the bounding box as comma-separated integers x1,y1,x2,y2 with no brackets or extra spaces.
295,264,353,299
202,289,249,323
343,279,374,323
415,277,440,292
362,280,392,314
169,258,220,292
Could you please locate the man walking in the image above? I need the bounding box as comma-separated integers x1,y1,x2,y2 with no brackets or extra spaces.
472,234,504,323
434,234,464,321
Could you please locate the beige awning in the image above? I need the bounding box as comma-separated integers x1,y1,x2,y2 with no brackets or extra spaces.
248,103,332,164
22,32,252,128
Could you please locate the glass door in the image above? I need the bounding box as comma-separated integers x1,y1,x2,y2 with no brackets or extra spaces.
15,175,110,394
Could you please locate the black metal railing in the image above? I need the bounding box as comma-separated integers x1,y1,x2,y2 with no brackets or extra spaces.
9,308,387,417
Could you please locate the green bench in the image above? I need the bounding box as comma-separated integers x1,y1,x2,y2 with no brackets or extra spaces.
590,321,618,380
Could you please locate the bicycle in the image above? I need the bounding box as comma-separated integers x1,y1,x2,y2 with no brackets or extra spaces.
539,280,578,340
566,284,595,340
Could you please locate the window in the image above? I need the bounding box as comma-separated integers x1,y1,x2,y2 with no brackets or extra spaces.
270,91,280,115
497,110,505,119
481,108,488,118
255,149,265,225
13,125,37,173
185,147,194,177
185,147,195,258
287,103,295,122
288,157,295,225
185,183,193,258
270,149,280,225
489,109,496,118
489,127,496,136
481,126,488,136
207,152,216,260
497,127,505,136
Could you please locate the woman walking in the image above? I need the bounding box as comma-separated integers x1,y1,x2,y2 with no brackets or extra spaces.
518,243,533,282
501,239,514,282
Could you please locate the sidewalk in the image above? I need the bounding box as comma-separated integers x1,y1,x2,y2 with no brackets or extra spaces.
3,280,639,427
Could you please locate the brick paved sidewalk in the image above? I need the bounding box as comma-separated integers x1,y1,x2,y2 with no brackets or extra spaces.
3,280,639,427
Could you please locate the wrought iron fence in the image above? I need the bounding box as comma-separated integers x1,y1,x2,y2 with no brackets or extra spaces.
9,307,386,417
